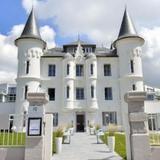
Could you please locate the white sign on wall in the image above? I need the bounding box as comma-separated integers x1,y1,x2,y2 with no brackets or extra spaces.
28,118,42,136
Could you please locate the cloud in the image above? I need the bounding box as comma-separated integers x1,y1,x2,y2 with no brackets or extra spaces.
40,25,56,48
22,0,160,45
0,24,23,83
140,27,160,87
2,0,160,87
0,24,56,83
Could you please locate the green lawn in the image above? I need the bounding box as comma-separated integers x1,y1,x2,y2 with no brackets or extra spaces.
0,132,25,147
149,133,160,146
101,132,127,160
52,132,56,153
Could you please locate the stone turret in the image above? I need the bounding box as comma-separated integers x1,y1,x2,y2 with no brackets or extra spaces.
14,7,46,131
113,8,145,160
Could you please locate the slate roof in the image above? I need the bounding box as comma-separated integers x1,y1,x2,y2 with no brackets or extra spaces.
118,8,138,39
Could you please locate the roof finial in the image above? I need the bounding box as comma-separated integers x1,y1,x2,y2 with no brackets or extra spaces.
78,33,80,42
125,4,127,10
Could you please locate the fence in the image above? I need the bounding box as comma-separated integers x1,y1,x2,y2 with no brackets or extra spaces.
0,114,26,147
148,114,160,146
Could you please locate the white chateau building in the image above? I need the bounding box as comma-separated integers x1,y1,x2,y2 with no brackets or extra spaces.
0,8,160,132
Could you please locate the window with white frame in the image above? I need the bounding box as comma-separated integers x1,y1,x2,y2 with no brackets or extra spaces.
91,86,94,98
90,64,94,75
104,64,111,76
132,84,136,91
104,87,113,100
76,88,84,100
26,61,30,74
53,113,58,126
24,86,28,100
148,114,159,131
130,60,134,73
67,86,70,99
48,64,56,76
7,87,16,102
67,64,70,75
102,112,117,126
76,64,84,76
48,88,55,101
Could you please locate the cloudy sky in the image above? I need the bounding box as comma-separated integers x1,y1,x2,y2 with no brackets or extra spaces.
0,0,160,87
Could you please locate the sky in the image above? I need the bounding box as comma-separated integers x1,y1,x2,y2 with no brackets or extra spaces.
0,0,160,88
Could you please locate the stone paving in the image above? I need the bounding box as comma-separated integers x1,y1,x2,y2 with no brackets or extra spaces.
52,132,123,160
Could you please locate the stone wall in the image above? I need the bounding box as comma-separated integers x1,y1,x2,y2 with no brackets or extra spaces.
0,147,25,160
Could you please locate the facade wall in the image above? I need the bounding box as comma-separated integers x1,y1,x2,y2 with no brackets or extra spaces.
40,55,122,129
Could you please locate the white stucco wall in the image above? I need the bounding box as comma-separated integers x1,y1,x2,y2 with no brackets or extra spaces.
145,101,160,113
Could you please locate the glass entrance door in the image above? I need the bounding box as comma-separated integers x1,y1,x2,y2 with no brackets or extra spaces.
76,114,85,132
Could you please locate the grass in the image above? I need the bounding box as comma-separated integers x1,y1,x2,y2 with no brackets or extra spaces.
52,132,56,154
0,132,25,147
101,132,127,160
149,133,160,146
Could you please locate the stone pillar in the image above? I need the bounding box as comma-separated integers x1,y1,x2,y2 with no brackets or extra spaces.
124,91,151,160
25,92,53,160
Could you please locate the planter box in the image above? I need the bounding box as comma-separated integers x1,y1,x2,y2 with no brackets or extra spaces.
55,137,63,154
108,136,115,152
90,128,95,135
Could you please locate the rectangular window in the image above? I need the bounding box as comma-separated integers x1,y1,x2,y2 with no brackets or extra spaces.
67,86,70,99
130,60,134,73
132,84,136,91
53,113,58,127
105,87,113,100
104,64,111,76
76,88,84,100
76,64,84,76
7,94,16,102
102,112,117,126
26,61,30,74
7,87,16,102
24,86,28,100
91,86,94,98
48,88,55,101
67,64,70,75
48,65,56,76
90,64,94,75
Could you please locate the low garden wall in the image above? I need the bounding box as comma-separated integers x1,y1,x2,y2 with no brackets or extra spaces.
0,147,25,160
151,146,160,160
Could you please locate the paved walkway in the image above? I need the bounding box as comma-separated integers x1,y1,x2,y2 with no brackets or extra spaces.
52,133,122,160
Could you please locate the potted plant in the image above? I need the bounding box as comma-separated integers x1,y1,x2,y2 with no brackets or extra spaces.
67,123,74,136
55,127,64,154
107,124,117,152
95,124,101,134
89,124,95,135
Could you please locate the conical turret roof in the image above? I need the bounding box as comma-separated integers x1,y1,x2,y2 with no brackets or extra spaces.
118,8,138,39
21,7,41,39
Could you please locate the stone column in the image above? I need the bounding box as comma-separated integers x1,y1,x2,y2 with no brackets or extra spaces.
124,91,151,160
25,92,53,160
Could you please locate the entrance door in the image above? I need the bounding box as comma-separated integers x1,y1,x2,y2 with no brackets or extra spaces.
76,114,85,132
